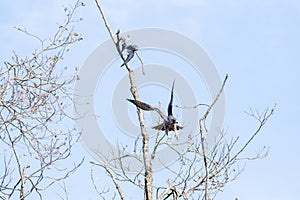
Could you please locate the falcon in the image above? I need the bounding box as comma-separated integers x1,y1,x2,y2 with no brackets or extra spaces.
120,44,138,67
127,81,183,139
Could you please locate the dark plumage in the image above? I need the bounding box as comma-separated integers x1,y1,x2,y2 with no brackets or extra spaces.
126,99,154,111
127,81,183,138
120,44,138,67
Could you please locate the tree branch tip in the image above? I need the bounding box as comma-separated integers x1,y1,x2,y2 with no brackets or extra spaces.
223,74,229,83
270,103,277,113
90,161,96,165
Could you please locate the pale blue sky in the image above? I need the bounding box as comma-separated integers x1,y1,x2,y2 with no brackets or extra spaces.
1,0,300,199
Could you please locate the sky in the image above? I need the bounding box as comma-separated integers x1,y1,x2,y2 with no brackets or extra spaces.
1,0,300,199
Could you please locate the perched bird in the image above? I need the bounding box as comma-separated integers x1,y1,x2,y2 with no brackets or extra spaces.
119,35,132,52
127,81,183,139
120,44,138,67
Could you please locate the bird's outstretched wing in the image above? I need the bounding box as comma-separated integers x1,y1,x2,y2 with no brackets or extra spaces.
167,80,175,117
127,99,153,111
127,99,168,121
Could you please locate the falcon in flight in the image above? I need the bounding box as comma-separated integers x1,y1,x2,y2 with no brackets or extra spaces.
127,81,183,139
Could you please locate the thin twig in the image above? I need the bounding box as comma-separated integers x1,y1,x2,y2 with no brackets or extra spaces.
136,52,145,75
91,162,125,200
175,103,209,109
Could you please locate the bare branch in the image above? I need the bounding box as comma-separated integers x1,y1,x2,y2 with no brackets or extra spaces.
91,162,125,200
230,105,276,162
198,74,228,199
94,1,152,199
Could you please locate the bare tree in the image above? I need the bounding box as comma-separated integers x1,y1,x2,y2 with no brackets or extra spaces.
0,1,85,199
90,1,275,200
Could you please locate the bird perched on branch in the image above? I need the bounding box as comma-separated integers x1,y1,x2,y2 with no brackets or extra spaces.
119,35,132,52
118,35,138,67
120,44,138,67
127,81,183,139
